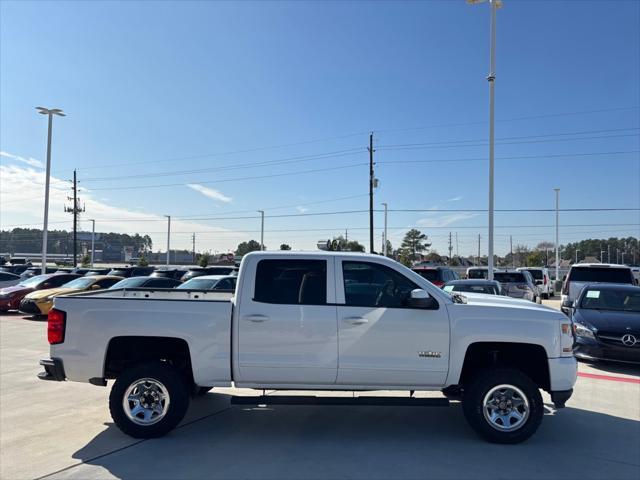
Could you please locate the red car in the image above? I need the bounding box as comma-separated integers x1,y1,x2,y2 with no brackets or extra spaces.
0,273,80,312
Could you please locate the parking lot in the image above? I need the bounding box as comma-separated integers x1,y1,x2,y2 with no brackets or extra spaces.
1,304,638,480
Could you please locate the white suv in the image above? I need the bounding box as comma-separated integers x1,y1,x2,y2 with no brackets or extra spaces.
517,267,554,299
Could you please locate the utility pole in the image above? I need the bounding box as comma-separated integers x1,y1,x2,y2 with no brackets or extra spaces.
345,229,348,242
382,203,388,256
258,210,265,250
89,219,95,268
448,232,453,264
477,234,481,266
600,250,604,263
456,232,459,258
64,169,84,267
608,244,611,263
575,249,580,265
368,132,375,253
554,188,560,281
36,107,65,274
192,233,196,264
164,215,171,266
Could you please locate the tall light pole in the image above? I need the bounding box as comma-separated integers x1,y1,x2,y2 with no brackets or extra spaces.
164,215,171,266
600,250,605,263
575,249,580,264
468,0,502,281
382,202,388,256
554,188,560,281
258,210,265,250
89,219,95,268
36,107,65,274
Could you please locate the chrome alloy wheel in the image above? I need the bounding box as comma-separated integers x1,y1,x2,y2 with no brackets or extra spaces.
482,384,530,432
123,378,171,426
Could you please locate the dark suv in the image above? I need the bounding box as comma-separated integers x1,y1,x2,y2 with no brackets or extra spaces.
181,266,238,282
411,266,459,288
107,266,155,278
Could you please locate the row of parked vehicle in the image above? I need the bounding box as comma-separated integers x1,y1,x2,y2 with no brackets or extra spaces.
0,265,238,316
410,265,554,303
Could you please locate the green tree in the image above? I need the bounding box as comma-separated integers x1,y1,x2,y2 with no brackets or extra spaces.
137,255,149,267
330,236,365,252
280,244,292,250
198,252,211,267
236,240,263,256
80,254,90,267
400,229,431,263
526,251,543,267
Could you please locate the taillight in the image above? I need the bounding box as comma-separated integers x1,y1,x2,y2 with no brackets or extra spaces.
544,275,548,285
48,309,66,345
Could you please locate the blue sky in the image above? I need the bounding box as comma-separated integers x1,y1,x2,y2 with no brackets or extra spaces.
1,0,639,256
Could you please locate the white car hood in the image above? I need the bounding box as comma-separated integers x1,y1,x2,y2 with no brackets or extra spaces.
455,292,558,313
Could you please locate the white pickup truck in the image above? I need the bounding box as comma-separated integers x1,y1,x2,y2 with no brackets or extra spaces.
39,252,577,444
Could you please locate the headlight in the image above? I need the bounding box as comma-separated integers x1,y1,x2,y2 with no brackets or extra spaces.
573,321,596,339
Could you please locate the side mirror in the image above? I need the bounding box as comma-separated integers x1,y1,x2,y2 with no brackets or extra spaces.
407,289,438,309
91,284,101,290
41,283,51,289
562,299,574,309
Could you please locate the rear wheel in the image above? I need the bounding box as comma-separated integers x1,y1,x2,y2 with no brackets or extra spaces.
462,368,543,444
109,362,189,438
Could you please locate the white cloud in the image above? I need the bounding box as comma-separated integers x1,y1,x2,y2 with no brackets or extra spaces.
296,206,308,213
0,151,44,169
446,196,463,202
0,164,245,252
417,213,478,228
186,183,232,203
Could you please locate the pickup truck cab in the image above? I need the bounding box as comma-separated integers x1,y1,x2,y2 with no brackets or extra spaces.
39,252,577,444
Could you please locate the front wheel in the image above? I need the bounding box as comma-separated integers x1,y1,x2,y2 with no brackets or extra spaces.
109,362,190,438
462,368,543,444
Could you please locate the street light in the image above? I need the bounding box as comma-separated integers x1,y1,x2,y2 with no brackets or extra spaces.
600,250,605,263
258,210,265,250
575,249,580,264
467,0,502,281
89,219,95,268
36,107,65,274
164,215,171,266
554,188,560,282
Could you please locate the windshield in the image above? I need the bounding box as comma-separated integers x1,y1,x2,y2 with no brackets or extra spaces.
110,277,147,289
581,289,640,312
61,278,95,289
447,284,497,295
177,278,218,290
494,272,527,283
570,267,632,283
19,275,49,287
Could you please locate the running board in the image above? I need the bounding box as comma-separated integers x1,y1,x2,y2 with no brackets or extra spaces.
231,395,450,407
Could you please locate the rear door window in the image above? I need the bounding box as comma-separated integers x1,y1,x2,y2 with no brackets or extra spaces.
254,259,327,305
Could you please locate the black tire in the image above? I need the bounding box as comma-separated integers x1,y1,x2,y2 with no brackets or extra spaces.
197,386,213,396
109,361,190,439
462,368,543,444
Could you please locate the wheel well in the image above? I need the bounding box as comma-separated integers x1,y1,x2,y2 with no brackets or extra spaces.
459,342,550,391
104,336,194,385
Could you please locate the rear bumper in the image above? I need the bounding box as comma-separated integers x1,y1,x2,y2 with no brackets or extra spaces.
38,357,66,381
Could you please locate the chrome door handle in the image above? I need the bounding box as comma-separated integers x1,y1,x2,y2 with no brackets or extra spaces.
342,316,369,325
244,314,269,323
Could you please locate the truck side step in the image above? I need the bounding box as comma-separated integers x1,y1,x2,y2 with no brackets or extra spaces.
231,395,450,407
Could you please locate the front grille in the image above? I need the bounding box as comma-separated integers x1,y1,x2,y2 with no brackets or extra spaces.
597,331,640,348
18,299,41,315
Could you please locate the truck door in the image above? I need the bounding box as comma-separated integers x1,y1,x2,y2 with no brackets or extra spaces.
336,258,450,387
236,257,338,385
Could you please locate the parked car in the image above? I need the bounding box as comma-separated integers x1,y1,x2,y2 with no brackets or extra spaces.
561,264,636,314
565,284,640,364
107,266,156,278
40,251,577,444
0,272,22,288
443,279,504,296
0,273,81,312
493,271,538,302
411,266,459,288
151,268,188,281
177,275,237,291
0,264,32,275
19,275,123,316
180,266,238,282
517,267,554,298
20,266,58,278
466,267,489,279
82,268,112,276
109,276,182,289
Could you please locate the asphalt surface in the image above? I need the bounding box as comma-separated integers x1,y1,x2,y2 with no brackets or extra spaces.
1,305,639,480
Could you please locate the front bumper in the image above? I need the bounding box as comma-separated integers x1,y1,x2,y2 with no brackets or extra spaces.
548,356,578,391
574,338,640,364
19,298,46,316
38,358,66,381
